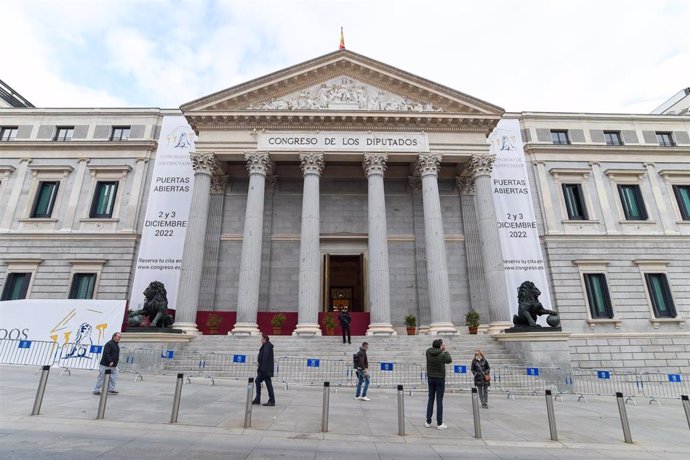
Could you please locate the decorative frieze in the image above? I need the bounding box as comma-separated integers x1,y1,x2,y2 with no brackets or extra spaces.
190,152,218,175
416,153,442,176
299,152,325,176
363,152,388,176
469,154,495,178
245,152,273,176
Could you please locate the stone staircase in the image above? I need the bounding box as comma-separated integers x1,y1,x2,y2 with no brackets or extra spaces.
164,334,524,371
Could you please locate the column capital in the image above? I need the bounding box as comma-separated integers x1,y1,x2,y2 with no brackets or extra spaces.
455,176,475,194
416,152,442,176
299,152,325,176
245,152,272,175
210,174,229,194
408,176,422,191
363,152,388,176
468,153,496,178
190,152,218,175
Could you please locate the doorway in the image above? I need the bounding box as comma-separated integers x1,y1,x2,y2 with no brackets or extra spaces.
323,254,365,312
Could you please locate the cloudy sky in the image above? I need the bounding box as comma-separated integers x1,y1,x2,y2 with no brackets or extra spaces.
2,0,688,114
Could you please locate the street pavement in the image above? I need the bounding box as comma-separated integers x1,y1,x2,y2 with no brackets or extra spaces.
0,364,688,459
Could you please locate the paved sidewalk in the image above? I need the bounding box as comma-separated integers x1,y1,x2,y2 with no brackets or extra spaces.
0,365,688,459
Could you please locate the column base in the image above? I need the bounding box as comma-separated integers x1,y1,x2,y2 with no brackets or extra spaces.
366,323,397,336
417,325,431,335
488,321,513,335
477,324,491,335
171,322,201,335
229,322,261,336
292,323,323,336
428,322,459,335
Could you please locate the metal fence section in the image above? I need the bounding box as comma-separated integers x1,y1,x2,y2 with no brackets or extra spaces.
444,364,475,390
570,369,641,403
369,361,426,389
54,342,103,374
493,367,571,399
276,357,351,388
0,339,61,367
118,348,166,381
198,352,257,385
638,372,690,404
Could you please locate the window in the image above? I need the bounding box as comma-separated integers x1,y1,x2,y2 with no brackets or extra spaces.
551,130,570,145
1,273,31,301
69,273,97,299
0,126,18,141
645,273,677,318
54,126,74,141
617,184,647,220
656,132,674,147
562,184,588,220
604,131,623,146
673,185,690,221
110,126,130,141
90,181,118,218
584,274,613,319
31,181,59,218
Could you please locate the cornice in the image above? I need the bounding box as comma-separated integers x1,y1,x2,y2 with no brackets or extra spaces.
524,143,690,156
518,111,690,123
0,140,159,152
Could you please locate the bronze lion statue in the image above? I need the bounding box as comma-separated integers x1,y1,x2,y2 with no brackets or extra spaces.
128,281,173,328
512,281,558,327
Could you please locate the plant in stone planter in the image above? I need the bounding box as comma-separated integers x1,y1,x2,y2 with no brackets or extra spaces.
404,314,417,335
465,309,480,335
270,313,286,335
322,312,337,335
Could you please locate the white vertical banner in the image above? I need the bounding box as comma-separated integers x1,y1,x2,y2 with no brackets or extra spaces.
129,115,196,311
489,118,552,323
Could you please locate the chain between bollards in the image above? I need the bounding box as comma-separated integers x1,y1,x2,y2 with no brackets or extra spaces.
31,365,51,416
615,392,633,443
544,389,558,441
96,369,111,420
681,395,690,431
244,377,254,428
471,387,482,439
170,373,184,424
397,384,405,436
321,381,330,433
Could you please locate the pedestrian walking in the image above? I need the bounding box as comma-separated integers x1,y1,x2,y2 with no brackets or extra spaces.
425,338,451,429
338,307,352,344
354,341,370,401
93,332,121,395
471,349,490,408
252,334,275,406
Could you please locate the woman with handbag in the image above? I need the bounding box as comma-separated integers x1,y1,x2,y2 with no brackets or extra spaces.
471,349,491,408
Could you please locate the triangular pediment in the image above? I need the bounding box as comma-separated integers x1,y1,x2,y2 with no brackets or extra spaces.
181,50,503,117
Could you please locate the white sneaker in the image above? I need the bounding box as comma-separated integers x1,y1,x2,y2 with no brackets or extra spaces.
437,423,448,430
424,422,431,428
354,396,361,400
360,396,370,401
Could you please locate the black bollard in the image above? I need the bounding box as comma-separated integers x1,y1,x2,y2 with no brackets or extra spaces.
397,384,405,436
31,365,51,416
321,381,330,433
681,395,690,431
544,389,558,441
170,373,184,424
471,387,482,439
96,369,111,420
615,392,633,443
244,377,254,428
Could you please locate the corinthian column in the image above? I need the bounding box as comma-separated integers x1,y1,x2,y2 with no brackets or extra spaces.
469,154,511,333
293,153,325,336
417,153,457,335
231,152,272,336
174,152,218,334
363,153,396,336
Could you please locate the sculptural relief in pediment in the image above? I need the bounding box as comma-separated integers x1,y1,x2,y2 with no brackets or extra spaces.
246,76,444,112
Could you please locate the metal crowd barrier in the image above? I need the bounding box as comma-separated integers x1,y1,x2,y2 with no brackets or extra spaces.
368,361,425,389
197,352,257,385
0,339,61,367
276,357,350,389
494,366,572,400
637,371,690,405
570,369,641,403
118,347,169,381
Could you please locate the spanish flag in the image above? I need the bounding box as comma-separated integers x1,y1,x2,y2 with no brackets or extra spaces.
339,27,345,50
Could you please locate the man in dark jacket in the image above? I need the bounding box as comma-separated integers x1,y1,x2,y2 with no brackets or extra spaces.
354,341,370,400
425,338,452,429
93,332,121,395
252,334,275,406
338,307,352,344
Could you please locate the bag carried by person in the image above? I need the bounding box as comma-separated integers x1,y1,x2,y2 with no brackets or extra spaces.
484,373,491,382
352,351,360,369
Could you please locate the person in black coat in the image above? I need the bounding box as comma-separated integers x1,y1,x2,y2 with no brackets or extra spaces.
93,332,121,395
338,307,352,344
252,334,275,406
471,349,490,408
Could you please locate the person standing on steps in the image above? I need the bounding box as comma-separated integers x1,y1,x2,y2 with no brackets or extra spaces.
425,338,452,430
252,334,275,406
93,332,121,395
471,349,491,408
338,306,352,344
354,341,370,401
